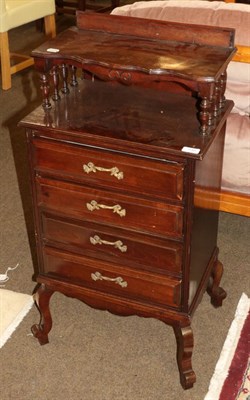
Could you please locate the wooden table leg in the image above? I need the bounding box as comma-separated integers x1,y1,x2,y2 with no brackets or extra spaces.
31,284,54,345
207,258,227,308
173,324,196,390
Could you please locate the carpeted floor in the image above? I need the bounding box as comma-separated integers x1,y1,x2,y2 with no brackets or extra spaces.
0,14,249,400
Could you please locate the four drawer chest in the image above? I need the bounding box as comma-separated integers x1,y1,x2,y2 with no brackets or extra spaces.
20,13,236,389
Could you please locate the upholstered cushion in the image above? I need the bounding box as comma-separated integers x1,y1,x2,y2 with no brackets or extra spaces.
112,1,250,114
222,113,250,194
112,1,250,45
0,0,56,32
226,62,250,115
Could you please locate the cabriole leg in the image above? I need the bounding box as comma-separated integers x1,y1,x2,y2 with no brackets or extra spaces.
31,284,54,345
173,324,196,390
207,259,227,308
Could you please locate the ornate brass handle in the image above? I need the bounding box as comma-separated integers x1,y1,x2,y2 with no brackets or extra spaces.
83,162,124,180
90,235,127,253
91,271,128,288
86,200,126,217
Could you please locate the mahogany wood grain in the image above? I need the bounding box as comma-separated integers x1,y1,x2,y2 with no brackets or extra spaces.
36,176,184,238
173,324,195,389
32,284,54,345
20,16,234,390
76,12,235,48
30,14,236,135
32,136,185,202
42,214,183,275
42,246,182,308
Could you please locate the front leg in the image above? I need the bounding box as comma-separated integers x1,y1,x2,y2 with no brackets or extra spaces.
207,259,227,308
173,324,196,390
31,284,54,345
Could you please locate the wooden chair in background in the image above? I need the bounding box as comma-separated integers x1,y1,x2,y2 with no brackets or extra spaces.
0,0,56,90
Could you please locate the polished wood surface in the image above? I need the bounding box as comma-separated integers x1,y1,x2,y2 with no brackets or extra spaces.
20,79,232,158
31,131,185,201
37,176,184,237
42,214,183,274
32,13,236,82
21,84,231,389
31,13,236,135
20,16,234,390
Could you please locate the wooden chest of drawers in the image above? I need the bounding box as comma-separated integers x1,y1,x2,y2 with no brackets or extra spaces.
20,13,236,390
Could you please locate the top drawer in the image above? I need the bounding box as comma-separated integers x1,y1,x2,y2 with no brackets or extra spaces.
31,138,184,202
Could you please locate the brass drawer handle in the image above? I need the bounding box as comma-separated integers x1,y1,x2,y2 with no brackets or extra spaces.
90,235,127,253
86,200,126,217
91,271,128,288
83,162,124,180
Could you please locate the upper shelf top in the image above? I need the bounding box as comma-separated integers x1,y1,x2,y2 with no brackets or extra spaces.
31,12,237,83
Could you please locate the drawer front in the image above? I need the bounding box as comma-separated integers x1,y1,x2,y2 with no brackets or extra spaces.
42,214,183,275
37,177,184,238
32,138,184,201
43,247,182,308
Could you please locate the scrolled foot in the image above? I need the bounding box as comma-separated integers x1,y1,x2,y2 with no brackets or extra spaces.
31,323,49,346
180,369,196,390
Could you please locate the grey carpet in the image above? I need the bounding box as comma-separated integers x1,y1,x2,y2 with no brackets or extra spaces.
0,15,249,400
